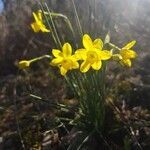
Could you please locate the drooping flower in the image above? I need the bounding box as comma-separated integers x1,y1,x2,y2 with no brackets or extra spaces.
18,60,31,69
75,34,112,72
18,55,51,69
113,41,137,67
31,11,50,33
51,43,79,76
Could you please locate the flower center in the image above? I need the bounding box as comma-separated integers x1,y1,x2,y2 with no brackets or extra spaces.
120,49,131,59
62,58,73,69
87,51,98,63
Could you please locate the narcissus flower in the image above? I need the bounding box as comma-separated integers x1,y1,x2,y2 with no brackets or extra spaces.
31,11,50,32
51,43,79,76
75,34,112,72
18,55,51,69
18,60,31,69
113,41,137,67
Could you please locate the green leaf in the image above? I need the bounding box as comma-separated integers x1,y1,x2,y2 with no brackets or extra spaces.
104,32,110,44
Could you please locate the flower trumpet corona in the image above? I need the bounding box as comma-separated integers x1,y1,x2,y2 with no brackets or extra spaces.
75,34,112,72
51,43,79,76
31,11,50,33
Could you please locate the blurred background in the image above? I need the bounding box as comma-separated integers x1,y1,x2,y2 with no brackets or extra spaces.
0,0,149,149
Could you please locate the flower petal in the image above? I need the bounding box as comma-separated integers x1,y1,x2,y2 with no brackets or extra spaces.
120,49,137,59
40,24,50,32
60,66,67,76
83,34,93,49
122,40,136,50
62,43,72,57
120,59,132,67
91,61,102,70
93,39,103,50
75,49,87,60
80,61,91,73
112,54,122,61
51,58,63,65
52,49,62,57
72,61,79,69
31,22,40,32
38,11,42,20
99,50,112,60
33,12,39,23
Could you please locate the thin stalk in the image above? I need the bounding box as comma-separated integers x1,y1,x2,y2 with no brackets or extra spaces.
71,72,86,97
44,3,62,48
30,94,78,113
69,72,87,112
56,118,70,134
68,73,81,97
29,55,51,63
42,11,76,39
108,43,121,51
12,79,26,150
65,75,80,97
39,2,58,48
71,0,83,37
77,131,95,150
71,72,89,113
14,103,26,150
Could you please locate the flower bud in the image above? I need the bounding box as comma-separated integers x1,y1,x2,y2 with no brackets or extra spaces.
18,60,30,69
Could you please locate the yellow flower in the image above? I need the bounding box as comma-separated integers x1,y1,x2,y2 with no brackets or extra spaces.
114,41,137,67
51,43,79,76
18,60,31,69
75,34,112,72
18,55,51,69
31,11,50,32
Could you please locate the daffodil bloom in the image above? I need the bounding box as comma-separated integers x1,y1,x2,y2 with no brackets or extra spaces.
75,34,112,72
18,55,51,69
114,41,137,67
31,11,50,32
18,60,31,69
51,43,79,76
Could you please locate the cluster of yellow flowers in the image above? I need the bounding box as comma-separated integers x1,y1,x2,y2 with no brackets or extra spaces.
51,34,111,75
50,34,137,76
18,11,137,76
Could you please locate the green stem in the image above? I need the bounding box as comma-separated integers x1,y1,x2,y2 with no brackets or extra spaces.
42,11,76,38
71,0,83,37
44,3,62,48
29,55,51,63
39,2,59,48
108,42,121,51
